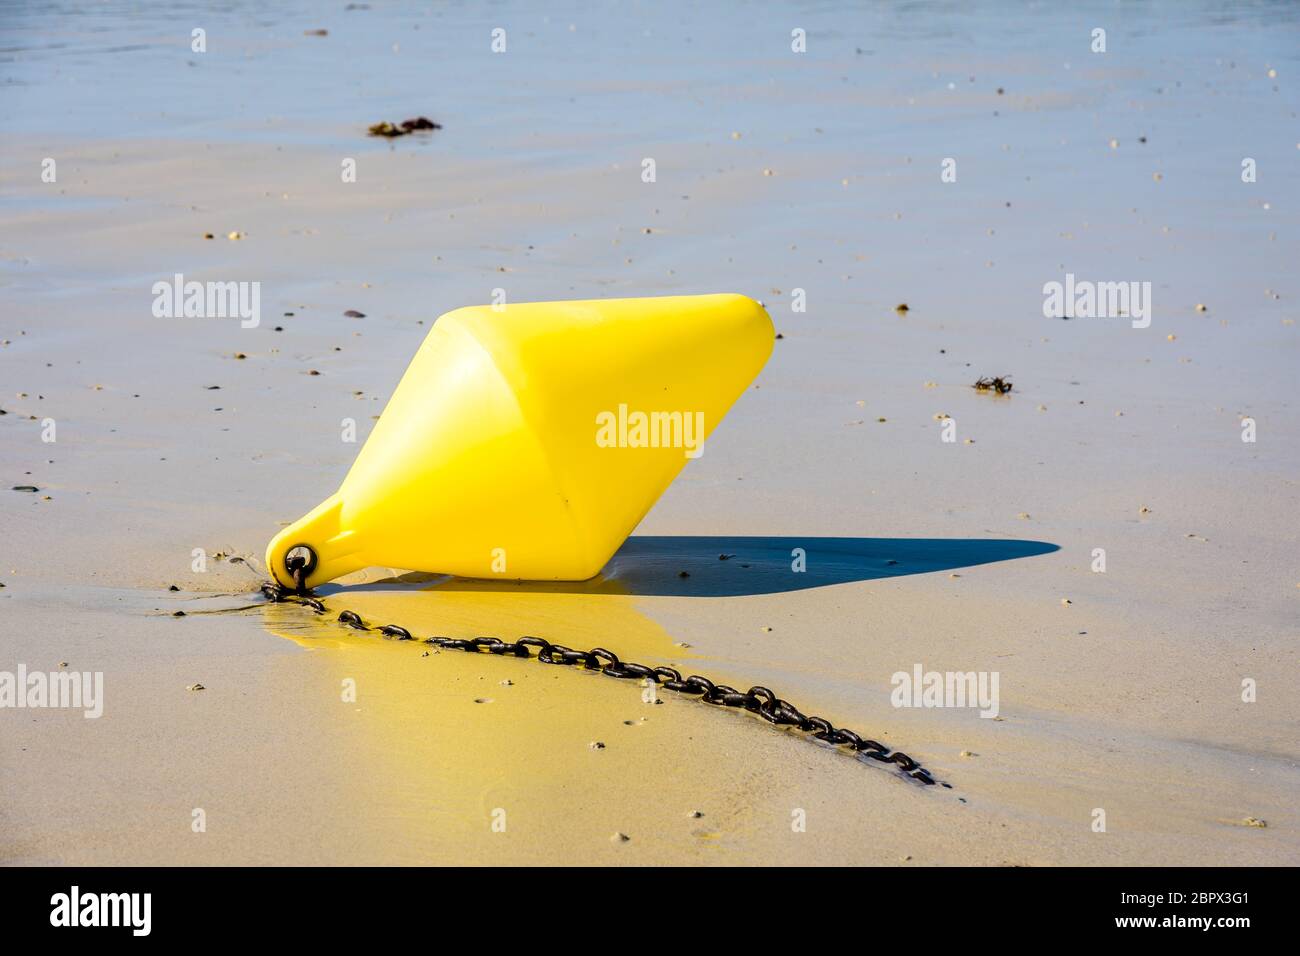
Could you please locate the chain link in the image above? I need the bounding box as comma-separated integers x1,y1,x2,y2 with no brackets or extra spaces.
261,580,943,786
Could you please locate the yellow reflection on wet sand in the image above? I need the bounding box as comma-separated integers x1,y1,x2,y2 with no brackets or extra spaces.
259,574,739,864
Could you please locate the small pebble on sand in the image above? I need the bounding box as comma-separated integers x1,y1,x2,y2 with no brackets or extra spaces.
960,750,977,758
894,303,909,314
612,832,630,843
344,310,366,318
688,810,703,818
186,683,205,691
1060,598,1072,606
226,231,243,240
1242,817,1267,828
1195,303,1208,312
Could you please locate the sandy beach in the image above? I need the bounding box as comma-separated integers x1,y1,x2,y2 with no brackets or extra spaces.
2,1,1298,867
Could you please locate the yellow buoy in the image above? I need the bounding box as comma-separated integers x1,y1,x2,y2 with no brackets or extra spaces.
266,294,774,589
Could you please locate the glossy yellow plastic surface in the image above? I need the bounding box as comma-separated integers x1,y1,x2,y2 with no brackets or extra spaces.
266,293,774,589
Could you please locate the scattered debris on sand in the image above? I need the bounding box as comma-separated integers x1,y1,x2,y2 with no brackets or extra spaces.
974,375,1013,394
368,117,442,138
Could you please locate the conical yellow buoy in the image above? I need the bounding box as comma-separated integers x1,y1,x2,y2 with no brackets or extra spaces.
266,294,774,589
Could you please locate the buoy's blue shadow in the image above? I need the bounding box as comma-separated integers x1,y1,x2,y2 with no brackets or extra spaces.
331,536,1059,598
589,536,1059,597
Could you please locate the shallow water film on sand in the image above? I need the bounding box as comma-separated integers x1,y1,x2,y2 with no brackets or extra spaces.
1,0,1298,883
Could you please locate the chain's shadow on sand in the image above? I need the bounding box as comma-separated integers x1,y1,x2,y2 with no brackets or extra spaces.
320,536,1060,598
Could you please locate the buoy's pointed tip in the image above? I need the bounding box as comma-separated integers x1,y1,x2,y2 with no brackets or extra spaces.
266,494,363,590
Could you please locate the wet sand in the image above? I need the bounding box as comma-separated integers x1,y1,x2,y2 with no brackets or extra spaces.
2,1,1298,865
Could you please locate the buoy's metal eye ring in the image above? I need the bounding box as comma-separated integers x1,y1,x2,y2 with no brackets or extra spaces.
285,545,317,576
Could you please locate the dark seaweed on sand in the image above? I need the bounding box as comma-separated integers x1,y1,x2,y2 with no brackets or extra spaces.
368,117,442,138
974,376,1013,394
